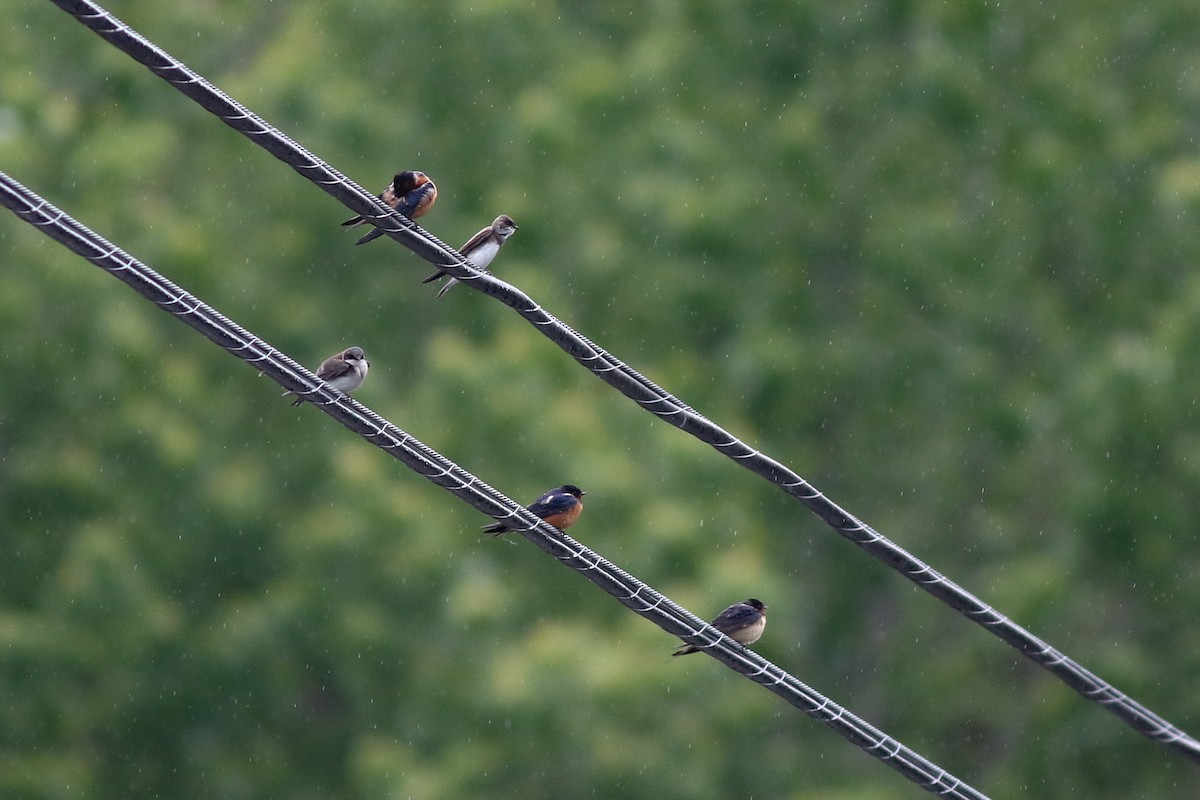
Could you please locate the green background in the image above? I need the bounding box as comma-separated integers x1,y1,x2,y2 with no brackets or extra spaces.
3,1,1200,797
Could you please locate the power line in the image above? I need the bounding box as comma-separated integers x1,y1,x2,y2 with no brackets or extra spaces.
1,169,991,799
45,0,1200,767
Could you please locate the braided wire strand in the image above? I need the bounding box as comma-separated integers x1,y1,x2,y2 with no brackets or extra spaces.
1,168,990,799
41,0,1200,766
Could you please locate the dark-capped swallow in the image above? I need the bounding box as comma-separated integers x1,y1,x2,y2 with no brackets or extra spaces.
282,346,369,406
672,598,767,656
482,484,586,535
342,170,437,245
422,214,519,298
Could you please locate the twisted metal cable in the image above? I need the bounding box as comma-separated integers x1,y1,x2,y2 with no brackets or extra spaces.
1,169,990,800
43,0,1200,766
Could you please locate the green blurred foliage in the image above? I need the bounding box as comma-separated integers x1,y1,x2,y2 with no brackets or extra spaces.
2,0,1200,797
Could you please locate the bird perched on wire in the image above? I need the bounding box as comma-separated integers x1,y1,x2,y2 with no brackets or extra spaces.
282,346,369,406
672,598,767,656
342,170,437,245
422,214,519,298
482,484,586,535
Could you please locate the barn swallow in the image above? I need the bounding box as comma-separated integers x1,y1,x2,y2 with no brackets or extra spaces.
282,346,369,406
342,170,437,245
672,598,767,656
482,484,586,535
422,214,519,298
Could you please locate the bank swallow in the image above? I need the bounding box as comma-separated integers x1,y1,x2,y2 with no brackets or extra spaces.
283,346,369,406
423,214,518,298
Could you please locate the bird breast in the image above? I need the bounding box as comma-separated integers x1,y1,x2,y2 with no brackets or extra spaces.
466,240,502,270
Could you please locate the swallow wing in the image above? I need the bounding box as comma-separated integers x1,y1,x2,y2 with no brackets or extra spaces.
423,225,494,284
712,604,761,633
458,225,494,258
316,356,356,382
529,491,578,520
395,183,436,218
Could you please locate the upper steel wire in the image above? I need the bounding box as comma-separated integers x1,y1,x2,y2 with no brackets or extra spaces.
1,169,989,800
44,0,1200,767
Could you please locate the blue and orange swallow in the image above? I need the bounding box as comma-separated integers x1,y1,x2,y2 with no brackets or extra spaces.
482,484,586,535
342,170,437,245
672,598,767,656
